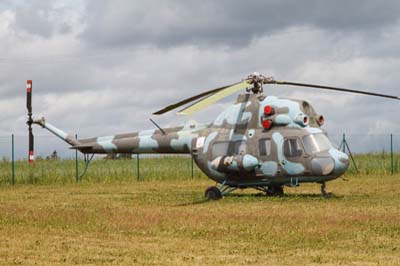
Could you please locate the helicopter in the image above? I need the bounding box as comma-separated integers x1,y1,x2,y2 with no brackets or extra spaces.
26,73,399,200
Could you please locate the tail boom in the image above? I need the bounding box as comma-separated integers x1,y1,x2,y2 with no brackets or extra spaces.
33,117,79,146
33,117,204,155
73,126,201,154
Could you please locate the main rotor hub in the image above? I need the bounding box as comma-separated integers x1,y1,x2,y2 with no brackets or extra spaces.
246,72,275,94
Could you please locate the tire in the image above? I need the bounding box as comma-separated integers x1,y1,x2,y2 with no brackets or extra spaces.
205,186,223,200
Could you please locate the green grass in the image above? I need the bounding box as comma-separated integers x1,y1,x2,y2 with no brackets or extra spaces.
0,174,399,265
0,156,204,185
1,153,399,185
347,152,400,175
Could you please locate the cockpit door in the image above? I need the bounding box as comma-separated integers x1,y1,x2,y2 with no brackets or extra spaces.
258,138,272,160
282,137,312,174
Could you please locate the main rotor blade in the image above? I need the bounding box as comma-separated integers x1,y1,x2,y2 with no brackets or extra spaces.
152,83,235,115
271,80,400,100
178,81,250,115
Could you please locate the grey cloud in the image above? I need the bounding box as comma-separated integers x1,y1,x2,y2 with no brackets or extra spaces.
9,0,83,38
14,4,54,38
81,0,400,49
1,0,400,158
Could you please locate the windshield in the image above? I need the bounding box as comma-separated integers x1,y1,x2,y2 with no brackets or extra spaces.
303,133,333,154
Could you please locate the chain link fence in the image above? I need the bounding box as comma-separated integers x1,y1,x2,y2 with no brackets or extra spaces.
0,134,399,185
0,135,202,185
329,134,400,175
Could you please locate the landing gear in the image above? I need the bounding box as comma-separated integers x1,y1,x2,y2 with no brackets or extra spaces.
321,182,331,198
205,181,239,200
266,185,284,197
205,186,223,200
253,185,284,197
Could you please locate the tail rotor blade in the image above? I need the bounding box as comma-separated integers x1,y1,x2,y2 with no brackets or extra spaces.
26,80,32,114
29,128,34,164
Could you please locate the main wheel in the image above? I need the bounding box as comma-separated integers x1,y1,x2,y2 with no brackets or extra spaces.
266,185,284,197
205,186,223,200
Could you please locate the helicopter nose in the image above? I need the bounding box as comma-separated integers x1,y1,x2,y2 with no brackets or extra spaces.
311,157,335,176
329,149,349,175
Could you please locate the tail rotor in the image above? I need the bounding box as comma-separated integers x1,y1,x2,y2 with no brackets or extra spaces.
26,80,34,164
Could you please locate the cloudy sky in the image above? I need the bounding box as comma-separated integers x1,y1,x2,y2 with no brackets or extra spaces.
1,0,400,156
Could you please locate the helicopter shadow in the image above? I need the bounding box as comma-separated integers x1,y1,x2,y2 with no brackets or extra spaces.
226,192,344,200
174,192,345,206
174,198,211,207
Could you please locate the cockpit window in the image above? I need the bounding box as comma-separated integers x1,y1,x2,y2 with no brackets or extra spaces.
283,138,303,158
303,133,333,154
259,138,271,156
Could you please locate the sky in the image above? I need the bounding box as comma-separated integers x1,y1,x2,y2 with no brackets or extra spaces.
0,0,400,157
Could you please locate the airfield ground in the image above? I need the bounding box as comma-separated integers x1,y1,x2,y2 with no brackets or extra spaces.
0,171,399,265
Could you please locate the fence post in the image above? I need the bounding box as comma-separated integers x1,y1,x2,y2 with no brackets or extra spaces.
11,134,15,185
191,157,194,179
342,133,346,153
136,153,140,181
75,134,79,182
391,133,394,175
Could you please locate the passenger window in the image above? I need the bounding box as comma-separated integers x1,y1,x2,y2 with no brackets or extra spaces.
212,141,247,157
212,142,229,157
234,141,246,155
283,138,303,158
259,139,271,156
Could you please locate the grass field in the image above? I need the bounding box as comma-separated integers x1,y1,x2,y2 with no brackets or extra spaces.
0,157,399,265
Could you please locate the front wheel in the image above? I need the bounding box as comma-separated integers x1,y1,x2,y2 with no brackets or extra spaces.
266,185,284,197
205,186,223,200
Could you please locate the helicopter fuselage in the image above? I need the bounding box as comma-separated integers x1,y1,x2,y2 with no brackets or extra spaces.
190,94,349,187
35,93,349,189
194,125,349,187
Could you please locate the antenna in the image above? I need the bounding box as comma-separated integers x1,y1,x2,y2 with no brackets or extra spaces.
149,118,166,135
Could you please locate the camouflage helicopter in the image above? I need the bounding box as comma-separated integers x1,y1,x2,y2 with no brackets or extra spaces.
26,73,399,199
